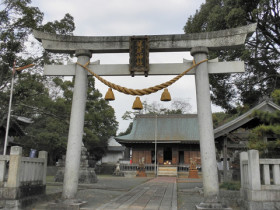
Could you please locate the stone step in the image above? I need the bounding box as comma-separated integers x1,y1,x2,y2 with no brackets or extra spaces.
158,167,177,171
158,166,177,176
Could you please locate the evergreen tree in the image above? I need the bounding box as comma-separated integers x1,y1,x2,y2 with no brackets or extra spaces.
0,0,75,162
0,0,118,163
84,77,118,160
248,90,280,158
16,75,72,164
184,0,280,112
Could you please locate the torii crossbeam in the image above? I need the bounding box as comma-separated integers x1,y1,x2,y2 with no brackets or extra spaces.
33,23,256,210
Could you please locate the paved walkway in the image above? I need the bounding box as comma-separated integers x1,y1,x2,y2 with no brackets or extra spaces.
95,177,177,210
31,176,208,210
31,176,240,210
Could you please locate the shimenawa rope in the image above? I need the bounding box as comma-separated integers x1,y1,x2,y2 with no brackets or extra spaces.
76,59,208,96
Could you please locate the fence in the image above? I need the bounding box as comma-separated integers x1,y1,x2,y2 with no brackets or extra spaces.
0,146,48,209
120,163,155,171
240,150,280,210
120,163,193,172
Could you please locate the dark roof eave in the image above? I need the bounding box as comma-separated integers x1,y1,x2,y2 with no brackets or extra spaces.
214,100,280,138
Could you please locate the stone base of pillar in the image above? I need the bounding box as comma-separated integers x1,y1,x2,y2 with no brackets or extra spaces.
196,202,232,210
195,195,232,210
48,199,87,210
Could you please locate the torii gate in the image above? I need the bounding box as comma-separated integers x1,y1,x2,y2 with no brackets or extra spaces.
33,23,256,209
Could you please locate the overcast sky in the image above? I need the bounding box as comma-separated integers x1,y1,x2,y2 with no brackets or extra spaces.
30,0,223,133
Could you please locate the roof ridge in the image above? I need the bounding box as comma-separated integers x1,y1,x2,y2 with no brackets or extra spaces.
136,114,197,118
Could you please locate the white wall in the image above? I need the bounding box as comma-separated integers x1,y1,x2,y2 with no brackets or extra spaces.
102,151,123,163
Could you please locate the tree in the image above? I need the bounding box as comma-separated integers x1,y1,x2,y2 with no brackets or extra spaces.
0,0,118,163
83,77,118,160
0,0,75,162
248,89,280,158
16,75,118,163
184,0,280,112
118,122,133,137
12,73,71,164
0,0,75,86
122,98,191,120
212,104,250,128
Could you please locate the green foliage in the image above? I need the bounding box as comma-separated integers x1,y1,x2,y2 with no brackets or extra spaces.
0,1,118,163
272,89,280,105
118,122,133,136
12,74,70,164
251,110,280,125
0,0,76,164
39,13,75,35
212,104,251,128
248,89,280,157
184,0,280,112
82,77,118,160
46,176,54,182
219,181,240,191
212,112,231,128
14,75,118,163
0,0,75,89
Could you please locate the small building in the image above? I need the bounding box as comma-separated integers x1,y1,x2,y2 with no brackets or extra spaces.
115,114,201,166
214,99,280,181
101,137,126,164
115,100,280,179
0,115,32,154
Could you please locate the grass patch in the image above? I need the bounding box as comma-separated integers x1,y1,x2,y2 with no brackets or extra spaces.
219,181,240,191
46,176,54,182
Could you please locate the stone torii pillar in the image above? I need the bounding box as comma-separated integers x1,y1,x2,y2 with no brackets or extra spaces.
33,23,256,207
192,47,221,208
62,50,91,199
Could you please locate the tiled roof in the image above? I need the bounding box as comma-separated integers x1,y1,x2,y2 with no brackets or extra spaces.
116,114,199,144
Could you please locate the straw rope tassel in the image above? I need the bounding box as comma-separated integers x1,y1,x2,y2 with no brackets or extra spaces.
77,59,208,96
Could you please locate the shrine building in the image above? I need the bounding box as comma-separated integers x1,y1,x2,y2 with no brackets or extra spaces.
115,114,201,166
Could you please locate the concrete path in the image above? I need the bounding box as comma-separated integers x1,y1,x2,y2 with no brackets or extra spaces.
30,176,241,210
31,176,215,210
94,177,177,210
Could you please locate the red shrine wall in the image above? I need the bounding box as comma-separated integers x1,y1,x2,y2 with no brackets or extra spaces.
131,144,201,165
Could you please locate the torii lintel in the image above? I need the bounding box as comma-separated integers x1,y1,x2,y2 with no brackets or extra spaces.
44,60,245,76
33,23,256,54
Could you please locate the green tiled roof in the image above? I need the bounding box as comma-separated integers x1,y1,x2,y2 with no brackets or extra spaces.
116,114,200,144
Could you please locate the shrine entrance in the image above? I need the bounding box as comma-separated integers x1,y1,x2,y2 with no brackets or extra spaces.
163,147,172,164
33,23,256,209
179,151,184,164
